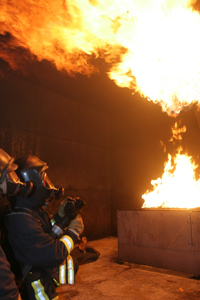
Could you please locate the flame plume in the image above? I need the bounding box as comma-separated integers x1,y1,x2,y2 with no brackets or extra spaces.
1,1,200,114
142,122,200,209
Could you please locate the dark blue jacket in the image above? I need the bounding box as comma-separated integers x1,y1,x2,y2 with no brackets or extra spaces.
0,245,19,300
5,206,77,272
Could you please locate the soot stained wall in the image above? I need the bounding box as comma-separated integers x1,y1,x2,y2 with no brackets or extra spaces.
0,75,111,240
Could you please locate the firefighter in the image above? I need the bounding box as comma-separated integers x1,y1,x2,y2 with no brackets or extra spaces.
0,148,32,300
5,155,84,300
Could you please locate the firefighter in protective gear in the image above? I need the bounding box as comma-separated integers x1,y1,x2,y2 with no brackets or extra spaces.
5,155,84,300
0,148,31,300
0,149,32,197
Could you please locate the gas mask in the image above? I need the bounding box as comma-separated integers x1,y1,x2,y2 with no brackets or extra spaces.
0,149,33,197
40,171,64,202
14,155,64,205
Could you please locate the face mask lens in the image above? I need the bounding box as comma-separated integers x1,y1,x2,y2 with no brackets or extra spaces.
41,172,54,190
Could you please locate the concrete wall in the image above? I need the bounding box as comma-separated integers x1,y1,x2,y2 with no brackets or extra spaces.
0,75,111,240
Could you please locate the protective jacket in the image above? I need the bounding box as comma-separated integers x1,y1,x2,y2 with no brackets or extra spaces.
0,245,20,300
5,195,78,300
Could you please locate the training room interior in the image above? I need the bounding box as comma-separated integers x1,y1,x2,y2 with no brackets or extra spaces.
1,1,200,299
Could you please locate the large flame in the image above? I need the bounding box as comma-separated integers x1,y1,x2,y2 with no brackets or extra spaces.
142,122,200,209
1,0,200,114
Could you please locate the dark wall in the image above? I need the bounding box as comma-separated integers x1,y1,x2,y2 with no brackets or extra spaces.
0,74,111,240
1,63,200,240
110,95,200,235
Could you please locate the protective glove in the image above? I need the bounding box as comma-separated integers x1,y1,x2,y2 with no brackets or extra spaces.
58,197,72,218
68,214,84,237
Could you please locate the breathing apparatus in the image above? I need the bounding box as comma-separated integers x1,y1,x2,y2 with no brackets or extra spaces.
14,155,64,204
0,149,33,197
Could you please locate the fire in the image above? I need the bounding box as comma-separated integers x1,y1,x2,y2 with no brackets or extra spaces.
142,122,200,209
1,1,200,115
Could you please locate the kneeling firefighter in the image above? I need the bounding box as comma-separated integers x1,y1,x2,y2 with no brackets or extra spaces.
5,155,84,300
0,148,33,300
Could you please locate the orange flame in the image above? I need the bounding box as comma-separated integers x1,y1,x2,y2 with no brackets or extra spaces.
142,122,200,209
1,1,200,114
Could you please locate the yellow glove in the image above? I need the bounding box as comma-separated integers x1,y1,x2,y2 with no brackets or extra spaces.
68,214,84,237
58,197,72,218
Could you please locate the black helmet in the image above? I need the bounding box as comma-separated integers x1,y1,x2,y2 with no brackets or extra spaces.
0,149,33,197
15,155,64,201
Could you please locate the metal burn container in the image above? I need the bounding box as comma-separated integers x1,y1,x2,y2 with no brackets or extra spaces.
117,209,200,274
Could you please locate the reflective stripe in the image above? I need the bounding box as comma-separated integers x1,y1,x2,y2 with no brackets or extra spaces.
53,278,61,287
59,259,67,284
67,255,74,284
60,235,74,253
50,218,56,226
59,255,74,285
31,279,49,300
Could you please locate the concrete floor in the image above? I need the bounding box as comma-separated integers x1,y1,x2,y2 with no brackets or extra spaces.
57,237,200,300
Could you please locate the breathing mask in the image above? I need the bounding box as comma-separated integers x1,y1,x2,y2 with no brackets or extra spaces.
0,149,33,197
15,155,64,204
